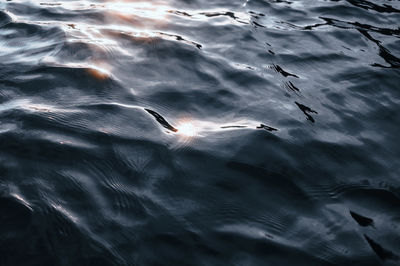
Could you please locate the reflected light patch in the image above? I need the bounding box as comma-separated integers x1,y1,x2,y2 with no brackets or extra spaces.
176,121,196,137
40,57,113,80
87,65,110,80
102,1,170,23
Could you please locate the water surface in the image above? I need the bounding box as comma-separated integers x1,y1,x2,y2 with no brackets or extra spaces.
0,0,400,265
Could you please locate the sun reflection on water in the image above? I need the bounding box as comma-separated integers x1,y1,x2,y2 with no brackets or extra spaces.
176,121,196,137
86,65,111,80
104,1,169,21
173,118,262,139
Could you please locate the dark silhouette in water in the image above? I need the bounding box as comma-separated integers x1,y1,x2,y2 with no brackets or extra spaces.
145,108,178,132
284,81,300,92
271,64,299,78
364,235,399,262
295,102,318,123
350,211,374,227
257,124,278,132
220,125,247,129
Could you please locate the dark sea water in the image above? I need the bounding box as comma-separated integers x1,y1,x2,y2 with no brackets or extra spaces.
1,0,400,265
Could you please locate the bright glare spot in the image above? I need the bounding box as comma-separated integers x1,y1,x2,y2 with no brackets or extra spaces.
87,66,110,80
177,122,196,137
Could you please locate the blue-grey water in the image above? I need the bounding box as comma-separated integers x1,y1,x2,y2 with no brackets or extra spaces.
0,0,400,265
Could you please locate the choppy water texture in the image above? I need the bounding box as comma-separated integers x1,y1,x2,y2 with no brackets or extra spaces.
0,0,400,265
